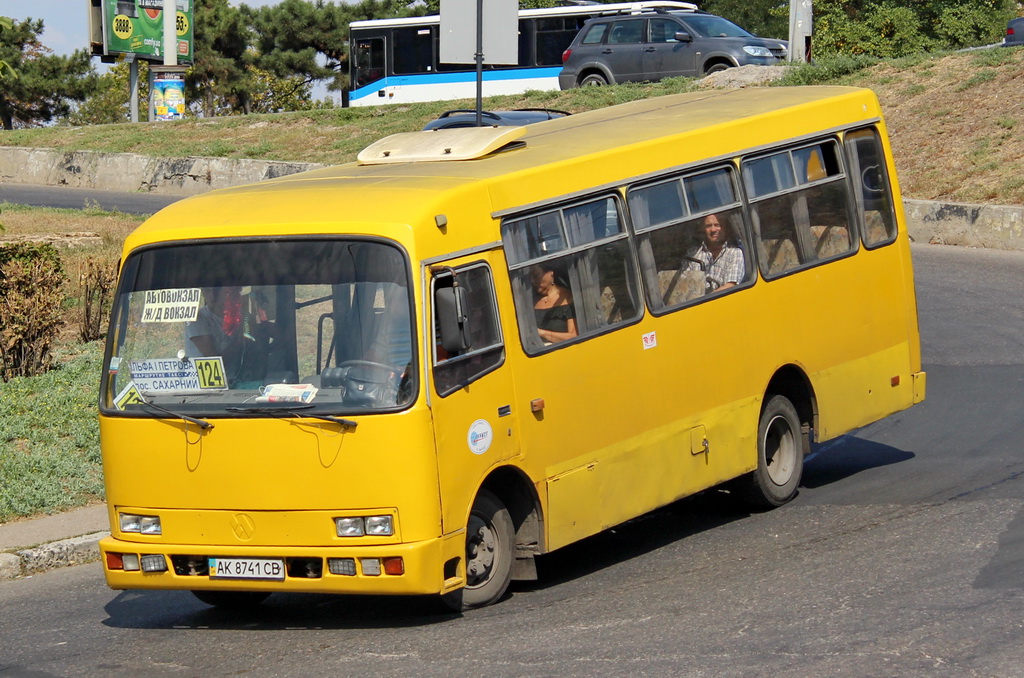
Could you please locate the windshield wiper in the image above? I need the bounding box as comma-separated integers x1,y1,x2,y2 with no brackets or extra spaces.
138,399,214,430
226,404,358,429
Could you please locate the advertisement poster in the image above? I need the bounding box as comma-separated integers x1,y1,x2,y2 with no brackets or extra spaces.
103,0,193,63
152,72,186,121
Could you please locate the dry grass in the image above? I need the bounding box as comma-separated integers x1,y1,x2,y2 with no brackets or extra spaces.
0,203,143,343
842,48,1024,205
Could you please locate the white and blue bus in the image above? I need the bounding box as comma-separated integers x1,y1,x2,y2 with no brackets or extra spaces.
347,1,696,106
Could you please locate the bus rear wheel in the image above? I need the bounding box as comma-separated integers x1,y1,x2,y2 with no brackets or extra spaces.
738,394,804,508
452,488,514,610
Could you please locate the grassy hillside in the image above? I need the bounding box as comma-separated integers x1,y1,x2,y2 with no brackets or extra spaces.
1,48,1022,205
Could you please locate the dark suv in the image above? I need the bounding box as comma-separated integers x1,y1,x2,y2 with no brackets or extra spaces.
559,9,788,88
1005,17,1024,47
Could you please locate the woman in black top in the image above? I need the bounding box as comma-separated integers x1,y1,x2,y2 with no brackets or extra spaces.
530,264,578,343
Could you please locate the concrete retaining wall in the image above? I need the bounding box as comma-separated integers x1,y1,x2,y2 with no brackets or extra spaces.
2,146,1023,251
0,146,325,197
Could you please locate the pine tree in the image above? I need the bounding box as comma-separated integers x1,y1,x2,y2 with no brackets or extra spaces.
0,18,97,129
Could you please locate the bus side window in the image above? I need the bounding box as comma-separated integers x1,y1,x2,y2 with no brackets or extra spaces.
503,195,641,354
432,264,504,396
743,140,854,278
353,38,384,88
845,128,898,248
629,165,753,310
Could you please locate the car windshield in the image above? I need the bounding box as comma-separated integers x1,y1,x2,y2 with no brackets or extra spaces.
102,239,416,416
678,14,753,38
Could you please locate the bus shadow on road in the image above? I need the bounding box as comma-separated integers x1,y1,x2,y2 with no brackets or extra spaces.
800,434,915,490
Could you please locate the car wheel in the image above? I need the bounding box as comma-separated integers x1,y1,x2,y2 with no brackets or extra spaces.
705,63,732,75
579,73,608,87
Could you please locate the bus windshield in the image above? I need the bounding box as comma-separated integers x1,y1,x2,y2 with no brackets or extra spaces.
102,239,416,416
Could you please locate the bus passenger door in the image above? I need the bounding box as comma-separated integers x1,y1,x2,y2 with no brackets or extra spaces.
428,257,520,535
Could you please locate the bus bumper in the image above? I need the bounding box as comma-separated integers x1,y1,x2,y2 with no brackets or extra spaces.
99,533,466,597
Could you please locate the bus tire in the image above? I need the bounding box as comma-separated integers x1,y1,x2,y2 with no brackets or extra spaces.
459,488,515,609
738,394,803,508
191,590,271,609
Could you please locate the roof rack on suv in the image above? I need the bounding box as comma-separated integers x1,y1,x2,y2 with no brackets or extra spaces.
596,1,698,16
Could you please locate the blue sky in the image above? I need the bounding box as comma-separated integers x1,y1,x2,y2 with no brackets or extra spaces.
0,0,283,57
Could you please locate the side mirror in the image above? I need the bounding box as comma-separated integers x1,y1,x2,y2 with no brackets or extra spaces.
674,31,693,43
435,285,471,354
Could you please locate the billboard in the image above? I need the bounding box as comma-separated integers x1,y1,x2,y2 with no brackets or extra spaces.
92,0,193,63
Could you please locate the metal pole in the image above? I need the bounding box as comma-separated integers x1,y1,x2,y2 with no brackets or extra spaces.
129,58,139,123
163,0,177,66
475,0,483,126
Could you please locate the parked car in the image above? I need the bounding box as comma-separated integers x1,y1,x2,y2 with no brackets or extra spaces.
1005,17,1024,47
558,9,787,88
423,108,570,130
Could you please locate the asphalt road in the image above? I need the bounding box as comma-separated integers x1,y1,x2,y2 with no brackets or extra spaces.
1,244,1023,677
0,184,182,215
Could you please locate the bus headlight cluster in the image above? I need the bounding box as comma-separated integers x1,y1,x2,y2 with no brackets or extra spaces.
119,512,162,535
334,515,393,537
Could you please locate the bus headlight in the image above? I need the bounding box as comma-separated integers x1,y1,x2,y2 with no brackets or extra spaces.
365,516,393,536
120,513,162,535
334,515,394,537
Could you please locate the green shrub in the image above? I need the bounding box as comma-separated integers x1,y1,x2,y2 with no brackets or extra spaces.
0,243,66,381
777,55,879,86
0,343,104,521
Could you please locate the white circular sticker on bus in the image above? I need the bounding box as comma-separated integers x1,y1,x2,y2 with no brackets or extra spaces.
467,419,493,455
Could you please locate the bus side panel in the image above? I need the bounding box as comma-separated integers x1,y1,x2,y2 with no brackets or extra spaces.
773,241,921,441
514,296,763,554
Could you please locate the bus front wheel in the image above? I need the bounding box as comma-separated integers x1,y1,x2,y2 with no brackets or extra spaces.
738,394,804,508
455,488,515,609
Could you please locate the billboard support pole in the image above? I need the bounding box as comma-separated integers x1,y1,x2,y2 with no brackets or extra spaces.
475,0,483,126
163,0,177,66
129,57,139,123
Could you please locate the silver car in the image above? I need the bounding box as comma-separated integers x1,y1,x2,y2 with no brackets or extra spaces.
559,10,787,88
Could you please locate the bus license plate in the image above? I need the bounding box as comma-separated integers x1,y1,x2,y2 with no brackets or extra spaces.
209,557,285,581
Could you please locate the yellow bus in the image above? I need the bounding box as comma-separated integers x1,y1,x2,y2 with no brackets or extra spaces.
98,86,925,611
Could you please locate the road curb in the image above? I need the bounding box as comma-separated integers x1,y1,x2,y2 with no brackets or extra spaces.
1,532,108,581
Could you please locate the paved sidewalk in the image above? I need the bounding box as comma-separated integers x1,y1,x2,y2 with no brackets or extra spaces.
0,504,109,581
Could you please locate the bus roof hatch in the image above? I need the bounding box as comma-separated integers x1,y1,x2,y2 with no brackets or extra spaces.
357,127,528,165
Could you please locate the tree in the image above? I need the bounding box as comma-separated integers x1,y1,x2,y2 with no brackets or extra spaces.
246,0,421,92
812,0,1014,57
65,61,151,126
0,16,16,80
189,0,254,116
700,0,789,39
0,18,96,130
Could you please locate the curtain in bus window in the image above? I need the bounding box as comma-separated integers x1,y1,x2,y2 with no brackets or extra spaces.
503,212,566,264
629,179,684,230
564,197,621,244
685,168,734,214
845,129,897,247
393,27,434,74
